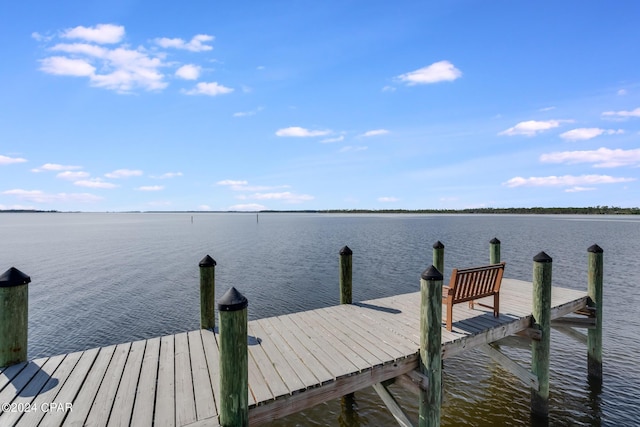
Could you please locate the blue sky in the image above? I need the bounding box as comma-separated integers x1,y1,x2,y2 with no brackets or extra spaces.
1,1,639,211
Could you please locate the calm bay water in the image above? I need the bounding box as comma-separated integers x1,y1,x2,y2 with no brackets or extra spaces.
1,212,639,426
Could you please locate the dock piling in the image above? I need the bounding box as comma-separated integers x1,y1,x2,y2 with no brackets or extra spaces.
419,265,443,427
587,244,603,382
490,238,501,264
0,267,30,368
531,252,552,419
432,241,444,278
218,287,249,427
339,246,353,305
199,255,217,330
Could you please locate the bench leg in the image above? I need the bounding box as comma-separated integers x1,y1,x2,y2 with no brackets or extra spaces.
447,303,453,331
494,293,499,318
469,300,475,310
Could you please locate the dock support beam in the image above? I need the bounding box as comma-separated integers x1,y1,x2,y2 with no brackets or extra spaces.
490,238,501,264
339,246,353,305
218,287,248,427
587,244,603,383
0,267,30,368
419,265,443,427
199,255,217,330
432,241,444,278
531,252,552,419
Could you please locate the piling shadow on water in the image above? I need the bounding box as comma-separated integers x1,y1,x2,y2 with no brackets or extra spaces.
354,302,401,314
1,361,59,397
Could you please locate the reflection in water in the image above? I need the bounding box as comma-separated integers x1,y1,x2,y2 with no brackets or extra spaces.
338,393,362,427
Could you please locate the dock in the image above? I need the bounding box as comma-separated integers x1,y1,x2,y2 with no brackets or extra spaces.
1,279,588,426
0,240,604,426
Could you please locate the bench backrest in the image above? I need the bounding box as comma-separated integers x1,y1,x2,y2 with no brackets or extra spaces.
448,262,506,303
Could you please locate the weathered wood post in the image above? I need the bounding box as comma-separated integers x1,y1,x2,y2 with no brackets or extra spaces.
432,241,444,278
490,238,501,264
199,255,217,330
531,252,552,419
218,287,248,427
0,267,30,367
339,246,353,305
419,265,443,427
587,244,603,382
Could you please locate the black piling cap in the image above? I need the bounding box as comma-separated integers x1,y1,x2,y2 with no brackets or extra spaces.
533,251,553,263
421,265,443,281
588,244,604,254
0,267,31,288
432,241,445,249
218,287,248,312
199,255,217,267
490,237,501,244
339,245,353,256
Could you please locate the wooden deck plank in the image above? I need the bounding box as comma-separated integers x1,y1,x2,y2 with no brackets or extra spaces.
13,350,83,427
0,359,30,393
187,330,216,421
264,316,333,384
261,316,332,385
0,356,55,426
31,347,100,427
247,340,274,405
249,320,306,395
247,323,291,399
155,335,175,427
85,342,131,426
130,337,161,427
107,340,146,427
200,329,226,410
175,332,197,426
63,345,117,427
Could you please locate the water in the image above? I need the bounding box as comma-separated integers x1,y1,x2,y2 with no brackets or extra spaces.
1,212,639,426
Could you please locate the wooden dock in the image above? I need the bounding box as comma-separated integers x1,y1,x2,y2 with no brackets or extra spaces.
0,278,589,426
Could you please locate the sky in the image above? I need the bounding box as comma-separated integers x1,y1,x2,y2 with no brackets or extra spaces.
1,1,640,212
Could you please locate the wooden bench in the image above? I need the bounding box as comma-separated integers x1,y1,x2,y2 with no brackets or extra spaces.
442,262,506,331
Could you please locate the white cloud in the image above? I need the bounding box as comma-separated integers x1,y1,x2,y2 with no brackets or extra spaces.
559,128,624,141
617,89,628,96
539,106,556,112
40,56,96,76
320,135,344,143
275,127,331,137
378,197,399,203
183,82,233,96
360,129,389,137
74,179,118,189
43,43,168,92
2,189,102,203
540,147,640,168
499,120,570,137
56,171,90,180
240,192,314,203
152,172,183,179
396,60,462,85
217,179,249,186
339,146,368,153
61,24,125,44
154,34,214,52
175,64,201,80
602,107,640,120
565,187,595,193
382,85,396,92
504,174,635,188
105,169,143,178
233,106,263,117
0,155,27,165
136,185,164,191
32,163,82,172
228,203,266,211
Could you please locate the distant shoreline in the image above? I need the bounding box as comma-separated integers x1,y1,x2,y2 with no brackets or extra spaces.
2,207,639,215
